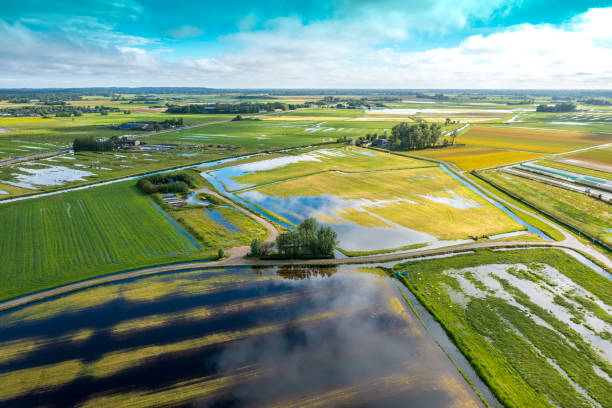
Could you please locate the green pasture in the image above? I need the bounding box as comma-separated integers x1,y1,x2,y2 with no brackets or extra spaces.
396,248,612,408
0,181,242,301
146,118,380,151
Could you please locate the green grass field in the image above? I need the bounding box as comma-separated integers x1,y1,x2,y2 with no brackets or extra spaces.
147,117,399,151
395,248,612,408
0,180,263,301
479,170,612,246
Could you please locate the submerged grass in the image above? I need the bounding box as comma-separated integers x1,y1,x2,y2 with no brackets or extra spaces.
394,248,612,408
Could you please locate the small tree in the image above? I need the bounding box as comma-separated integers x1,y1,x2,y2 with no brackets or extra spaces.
218,249,225,259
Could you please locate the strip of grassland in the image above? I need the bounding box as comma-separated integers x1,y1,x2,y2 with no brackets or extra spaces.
536,159,612,181
464,172,566,241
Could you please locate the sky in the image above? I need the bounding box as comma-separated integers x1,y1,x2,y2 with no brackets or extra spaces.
1,0,612,88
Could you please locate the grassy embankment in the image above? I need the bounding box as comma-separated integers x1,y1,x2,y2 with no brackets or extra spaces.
479,170,612,247
463,172,566,241
395,248,612,408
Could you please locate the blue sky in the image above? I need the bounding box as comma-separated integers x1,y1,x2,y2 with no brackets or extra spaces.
1,0,612,88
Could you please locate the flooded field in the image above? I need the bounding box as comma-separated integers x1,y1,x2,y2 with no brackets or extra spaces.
0,265,487,408
202,147,532,252
396,248,612,408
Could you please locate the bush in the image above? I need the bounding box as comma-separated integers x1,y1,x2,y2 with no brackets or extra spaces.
137,172,195,194
218,249,225,259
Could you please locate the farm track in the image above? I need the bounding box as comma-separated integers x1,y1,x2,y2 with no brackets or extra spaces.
0,147,71,167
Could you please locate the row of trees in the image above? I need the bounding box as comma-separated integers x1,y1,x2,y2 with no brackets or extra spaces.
73,137,114,152
166,102,305,114
390,122,443,150
136,172,196,195
536,102,577,112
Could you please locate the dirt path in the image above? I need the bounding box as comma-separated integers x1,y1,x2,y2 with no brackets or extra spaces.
193,187,279,263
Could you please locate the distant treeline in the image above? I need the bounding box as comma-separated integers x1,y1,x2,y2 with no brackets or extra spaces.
73,137,114,152
581,98,612,106
5,88,612,99
1,104,121,117
390,122,443,150
536,102,577,112
165,102,306,114
137,172,196,194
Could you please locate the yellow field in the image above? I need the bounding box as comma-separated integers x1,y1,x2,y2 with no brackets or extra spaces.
416,146,546,170
254,166,524,240
458,125,612,153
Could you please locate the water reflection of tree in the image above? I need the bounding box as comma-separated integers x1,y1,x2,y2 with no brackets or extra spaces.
276,265,338,280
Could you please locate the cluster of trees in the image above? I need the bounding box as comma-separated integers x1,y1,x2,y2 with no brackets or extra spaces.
536,102,577,112
274,218,338,258
390,122,443,150
73,137,114,152
137,172,196,194
166,102,305,114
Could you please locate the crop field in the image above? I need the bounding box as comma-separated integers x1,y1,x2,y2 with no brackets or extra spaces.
415,146,546,170
0,180,261,301
557,145,612,172
480,170,612,246
280,108,366,118
0,265,485,407
458,125,612,153
396,248,612,408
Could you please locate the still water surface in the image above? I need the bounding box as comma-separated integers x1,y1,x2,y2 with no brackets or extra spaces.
0,265,489,407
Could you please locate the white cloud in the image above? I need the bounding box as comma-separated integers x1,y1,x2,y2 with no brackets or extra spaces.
2,4,612,88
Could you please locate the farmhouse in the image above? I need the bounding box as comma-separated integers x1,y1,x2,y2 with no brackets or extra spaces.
372,138,390,148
